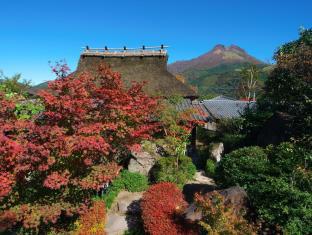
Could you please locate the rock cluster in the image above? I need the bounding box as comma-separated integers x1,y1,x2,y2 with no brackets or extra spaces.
185,186,249,222
128,142,160,176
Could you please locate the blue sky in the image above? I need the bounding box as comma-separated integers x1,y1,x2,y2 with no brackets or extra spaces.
0,0,311,85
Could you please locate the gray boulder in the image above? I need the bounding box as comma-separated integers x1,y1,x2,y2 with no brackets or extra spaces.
128,142,160,176
210,142,224,162
219,186,249,215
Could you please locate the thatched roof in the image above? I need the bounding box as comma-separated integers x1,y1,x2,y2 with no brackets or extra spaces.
76,50,197,98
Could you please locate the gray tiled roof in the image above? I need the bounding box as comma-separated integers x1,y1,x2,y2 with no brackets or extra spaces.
202,100,256,119
176,98,256,122
175,99,212,122
176,97,256,122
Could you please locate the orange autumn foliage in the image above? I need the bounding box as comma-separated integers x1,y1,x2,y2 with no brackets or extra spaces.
74,200,106,235
195,191,256,235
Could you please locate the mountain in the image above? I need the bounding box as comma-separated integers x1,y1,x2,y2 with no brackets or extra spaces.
168,44,263,74
168,44,272,98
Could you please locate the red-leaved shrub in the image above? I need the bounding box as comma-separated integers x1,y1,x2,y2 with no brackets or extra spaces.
0,63,159,233
141,182,197,235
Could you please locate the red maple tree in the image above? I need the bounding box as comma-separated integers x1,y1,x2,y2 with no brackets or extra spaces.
0,64,159,232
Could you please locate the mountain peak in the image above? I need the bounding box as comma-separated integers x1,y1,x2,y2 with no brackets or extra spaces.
168,44,263,74
211,44,226,55
212,44,246,54
212,44,226,50
228,44,246,53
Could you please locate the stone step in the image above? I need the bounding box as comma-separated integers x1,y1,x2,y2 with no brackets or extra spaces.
183,170,216,203
105,213,128,235
105,191,144,235
109,191,143,215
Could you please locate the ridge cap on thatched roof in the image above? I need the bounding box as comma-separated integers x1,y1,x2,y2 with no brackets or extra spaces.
81,45,168,58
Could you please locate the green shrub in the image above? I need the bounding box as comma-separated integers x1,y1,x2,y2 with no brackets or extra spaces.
215,146,268,188
102,170,148,208
14,99,44,120
293,167,312,193
205,159,216,177
283,218,305,235
119,170,149,192
267,142,312,192
267,142,305,175
248,177,312,235
153,156,196,188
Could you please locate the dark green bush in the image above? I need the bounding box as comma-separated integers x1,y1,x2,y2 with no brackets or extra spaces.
102,170,148,208
248,177,312,235
220,133,245,153
205,159,216,177
240,105,273,145
215,146,268,188
153,156,196,187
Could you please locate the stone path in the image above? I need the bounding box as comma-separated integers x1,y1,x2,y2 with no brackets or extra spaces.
105,191,143,235
105,214,128,235
189,170,216,185
183,170,216,203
